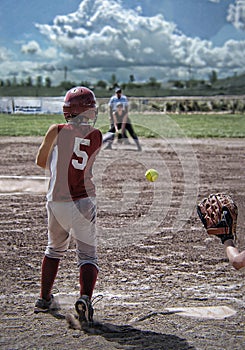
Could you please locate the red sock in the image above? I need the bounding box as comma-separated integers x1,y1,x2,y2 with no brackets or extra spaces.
40,256,60,300
79,264,98,299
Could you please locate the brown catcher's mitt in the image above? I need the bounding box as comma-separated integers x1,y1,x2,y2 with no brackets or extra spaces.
197,193,238,244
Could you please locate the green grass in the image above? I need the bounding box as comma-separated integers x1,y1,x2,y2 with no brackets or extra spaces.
130,113,245,138
92,113,245,138
0,114,64,136
0,113,244,138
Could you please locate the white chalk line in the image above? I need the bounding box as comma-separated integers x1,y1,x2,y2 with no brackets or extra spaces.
0,175,48,195
0,175,47,180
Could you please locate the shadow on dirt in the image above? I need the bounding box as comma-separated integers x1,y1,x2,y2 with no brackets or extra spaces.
82,321,195,350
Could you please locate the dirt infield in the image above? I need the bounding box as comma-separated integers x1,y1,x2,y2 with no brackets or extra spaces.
0,136,244,350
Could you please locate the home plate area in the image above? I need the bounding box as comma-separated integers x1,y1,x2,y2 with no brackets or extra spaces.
0,137,244,350
131,305,237,322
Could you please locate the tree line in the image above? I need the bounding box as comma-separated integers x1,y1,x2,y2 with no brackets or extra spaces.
0,70,221,89
1,71,244,97
0,73,162,90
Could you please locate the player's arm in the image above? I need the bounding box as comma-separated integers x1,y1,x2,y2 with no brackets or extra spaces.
121,110,128,134
224,240,245,270
112,112,119,133
109,105,113,121
36,124,58,169
108,97,113,120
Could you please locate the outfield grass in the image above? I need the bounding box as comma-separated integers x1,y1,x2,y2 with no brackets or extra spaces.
0,113,244,138
130,113,245,138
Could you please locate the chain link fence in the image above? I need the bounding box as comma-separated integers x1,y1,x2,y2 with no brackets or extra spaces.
0,95,245,114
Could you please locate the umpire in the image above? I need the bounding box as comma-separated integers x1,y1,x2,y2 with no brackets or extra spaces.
107,87,129,145
108,87,128,126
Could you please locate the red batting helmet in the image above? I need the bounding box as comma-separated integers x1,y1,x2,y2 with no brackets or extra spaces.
63,86,96,120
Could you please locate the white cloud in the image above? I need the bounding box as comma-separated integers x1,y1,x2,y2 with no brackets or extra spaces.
20,40,58,61
0,0,244,84
227,0,245,30
33,0,245,82
21,41,41,55
42,47,58,59
0,47,12,63
0,42,59,81
36,1,179,73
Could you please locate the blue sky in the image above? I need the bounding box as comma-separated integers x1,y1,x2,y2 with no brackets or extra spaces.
0,0,244,85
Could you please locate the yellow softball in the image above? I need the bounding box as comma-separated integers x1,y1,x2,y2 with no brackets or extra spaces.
145,168,159,182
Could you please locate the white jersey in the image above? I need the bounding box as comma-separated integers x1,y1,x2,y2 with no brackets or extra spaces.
108,94,128,111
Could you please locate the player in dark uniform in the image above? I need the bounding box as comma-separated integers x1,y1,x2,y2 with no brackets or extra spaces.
104,102,141,151
105,87,129,148
34,87,102,325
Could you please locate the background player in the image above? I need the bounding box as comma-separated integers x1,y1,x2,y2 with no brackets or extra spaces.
34,86,102,325
105,87,129,148
104,102,142,151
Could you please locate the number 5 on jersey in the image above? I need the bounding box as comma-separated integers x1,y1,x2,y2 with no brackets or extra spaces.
72,137,90,170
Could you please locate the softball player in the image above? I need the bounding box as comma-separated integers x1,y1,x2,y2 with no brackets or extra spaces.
105,102,141,151
108,87,129,120
34,87,102,325
105,87,129,148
